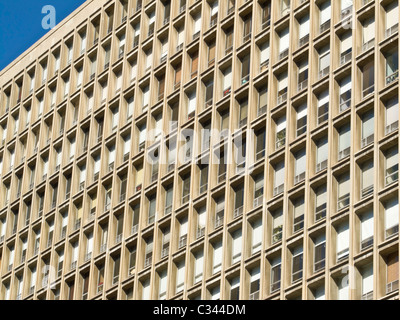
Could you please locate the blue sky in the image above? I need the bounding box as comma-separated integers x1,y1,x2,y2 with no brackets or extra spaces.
0,0,86,71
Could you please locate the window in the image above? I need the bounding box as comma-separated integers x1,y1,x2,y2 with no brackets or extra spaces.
194,251,203,283
176,261,185,293
385,146,398,186
362,17,375,51
361,110,374,148
292,102,304,135
385,198,399,239
190,53,199,78
251,218,262,254
223,66,232,95
386,252,399,294
273,161,285,196
338,276,349,300
319,45,330,78
338,123,350,160
360,264,373,300
158,270,167,299
278,28,289,59
314,235,326,272
316,137,328,172
339,76,351,112
292,246,303,283
360,209,373,250
225,28,233,54
294,149,306,184
362,61,374,98
193,14,201,39
275,116,286,149
259,41,269,72
277,72,288,104
385,1,399,36
317,90,329,125
243,15,251,42
230,277,240,300
270,257,281,293
212,241,222,273
361,159,374,198
231,229,242,264
315,184,327,221
385,49,399,85
297,61,308,92
298,14,310,47
293,197,304,232
319,1,331,33
336,222,349,261
272,208,283,243
340,31,352,65
240,55,250,84
385,97,399,135
337,173,350,210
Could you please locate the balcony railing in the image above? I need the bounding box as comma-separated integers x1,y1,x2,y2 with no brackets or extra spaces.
385,121,399,135
196,227,205,239
292,269,303,283
315,204,326,221
297,79,308,92
178,235,187,249
294,172,305,185
131,224,138,235
361,134,374,148
385,24,398,38
319,20,330,34
253,196,263,208
99,243,107,253
293,216,304,233
192,31,200,41
361,291,373,300
270,281,280,293
278,48,289,61
362,85,374,98
386,71,399,86
298,34,309,48
273,184,284,197
338,147,350,161
243,32,251,43
249,291,259,300
277,92,287,105
340,51,352,66
360,236,373,251
361,38,375,53
234,206,243,219
314,258,325,272
115,233,122,244
316,160,328,173
385,224,399,239
319,67,330,79
361,185,374,198
260,60,268,73
386,280,399,294
385,170,399,186
215,211,224,229
337,193,350,210
337,249,349,262
161,246,169,259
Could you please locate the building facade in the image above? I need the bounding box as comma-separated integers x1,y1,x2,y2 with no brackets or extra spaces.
0,0,399,300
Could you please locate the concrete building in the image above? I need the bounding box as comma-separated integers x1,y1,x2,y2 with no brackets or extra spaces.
0,0,399,300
